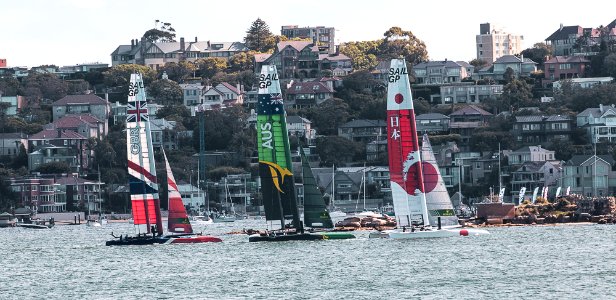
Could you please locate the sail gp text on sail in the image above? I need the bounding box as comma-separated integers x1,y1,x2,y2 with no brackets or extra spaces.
388,67,408,83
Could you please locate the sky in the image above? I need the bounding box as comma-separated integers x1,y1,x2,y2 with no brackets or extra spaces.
2,0,616,68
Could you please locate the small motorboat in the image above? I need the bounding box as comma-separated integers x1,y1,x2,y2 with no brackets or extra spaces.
191,215,213,225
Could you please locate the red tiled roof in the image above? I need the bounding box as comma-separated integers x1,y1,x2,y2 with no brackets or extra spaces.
545,56,590,64
450,105,493,116
286,82,333,95
52,94,108,106
51,115,99,129
29,129,87,140
219,82,241,94
254,53,271,63
277,41,312,52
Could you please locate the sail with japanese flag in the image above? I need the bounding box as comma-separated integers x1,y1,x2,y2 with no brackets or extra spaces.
163,149,193,234
386,58,429,227
126,73,163,235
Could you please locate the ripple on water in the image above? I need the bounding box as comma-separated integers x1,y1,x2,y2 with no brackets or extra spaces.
2,221,616,299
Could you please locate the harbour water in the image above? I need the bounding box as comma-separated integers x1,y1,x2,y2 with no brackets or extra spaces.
1,220,615,299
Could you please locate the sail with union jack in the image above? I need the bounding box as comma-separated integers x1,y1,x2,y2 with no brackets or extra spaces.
126,73,163,235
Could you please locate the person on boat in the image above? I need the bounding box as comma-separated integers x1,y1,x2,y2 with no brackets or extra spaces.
151,225,157,237
402,226,406,232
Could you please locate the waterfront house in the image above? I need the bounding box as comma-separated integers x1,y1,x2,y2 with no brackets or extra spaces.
552,77,614,91
577,104,616,143
510,161,562,198
562,155,616,197
9,176,65,213
438,83,503,105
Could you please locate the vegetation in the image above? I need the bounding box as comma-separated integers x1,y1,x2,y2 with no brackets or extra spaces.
244,18,276,53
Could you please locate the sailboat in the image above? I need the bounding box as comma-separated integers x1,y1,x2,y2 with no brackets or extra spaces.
249,65,352,242
421,134,461,227
373,59,488,239
213,178,237,223
106,73,220,246
300,148,355,239
162,150,221,243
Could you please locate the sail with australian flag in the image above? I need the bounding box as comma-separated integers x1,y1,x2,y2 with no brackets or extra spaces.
255,65,301,231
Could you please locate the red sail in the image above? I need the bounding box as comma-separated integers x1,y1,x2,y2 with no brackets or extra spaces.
164,150,193,234
131,195,160,226
387,108,424,195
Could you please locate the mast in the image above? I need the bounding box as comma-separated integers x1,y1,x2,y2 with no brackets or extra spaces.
256,65,300,230
331,164,335,211
593,142,597,197
126,73,162,235
363,164,366,211
386,58,429,227
498,142,502,196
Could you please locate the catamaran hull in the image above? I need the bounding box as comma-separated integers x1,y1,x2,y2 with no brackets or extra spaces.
370,228,490,239
105,236,169,246
166,235,222,243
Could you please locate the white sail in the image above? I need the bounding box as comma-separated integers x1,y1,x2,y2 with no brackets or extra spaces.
421,134,459,227
498,188,506,202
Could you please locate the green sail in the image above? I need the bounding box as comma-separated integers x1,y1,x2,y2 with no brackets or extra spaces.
300,147,334,229
256,65,300,229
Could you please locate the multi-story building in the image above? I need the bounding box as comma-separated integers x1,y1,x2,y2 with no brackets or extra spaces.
476,23,524,63
0,133,28,157
9,176,65,213
0,95,24,116
545,25,595,56
510,161,562,198
476,55,537,81
44,114,106,139
577,104,616,143
52,94,110,123
562,155,616,197
415,113,450,134
287,115,316,146
366,139,388,162
0,58,6,68
338,119,386,143
285,81,334,108
543,56,590,86
55,176,103,213
255,41,352,80
58,62,108,74
552,77,613,91
27,130,89,172
413,60,470,84
449,105,493,145
177,183,205,211
512,115,574,145
202,82,243,109
281,25,336,54
508,145,556,166
150,118,185,151
438,83,503,104
179,83,204,107
111,37,248,70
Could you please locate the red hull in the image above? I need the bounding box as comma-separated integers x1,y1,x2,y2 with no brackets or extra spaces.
169,236,222,243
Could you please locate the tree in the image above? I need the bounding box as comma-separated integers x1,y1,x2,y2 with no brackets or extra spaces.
21,72,68,101
0,168,18,211
305,98,351,135
103,64,157,103
339,41,380,71
520,43,552,69
195,58,228,79
148,79,183,105
469,59,488,69
604,53,616,79
159,61,196,82
0,76,21,96
315,136,365,166
379,27,429,65
229,51,256,72
244,18,275,53
143,20,176,43
502,79,534,109
36,161,70,174
503,67,516,83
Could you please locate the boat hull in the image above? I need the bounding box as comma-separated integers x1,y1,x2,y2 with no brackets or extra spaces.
314,232,355,240
166,235,222,244
370,228,490,239
105,235,169,246
249,233,325,242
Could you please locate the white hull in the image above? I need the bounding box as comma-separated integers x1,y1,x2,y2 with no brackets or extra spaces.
371,227,490,239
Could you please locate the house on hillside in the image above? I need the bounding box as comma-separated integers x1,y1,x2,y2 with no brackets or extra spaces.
511,115,574,145
52,94,110,122
577,104,616,143
563,155,616,197
448,105,493,145
507,145,556,166
338,119,387,143
413,60,470,84
202,82,243,109
415,113,450,134
542,56,590,86
285,81,334,108
0,133,28,157
476,55,537,81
